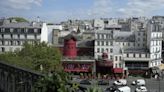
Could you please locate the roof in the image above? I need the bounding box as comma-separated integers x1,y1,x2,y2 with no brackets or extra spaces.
115,35,135,42
77,40,94,47
64,34,77,41
0,22,43,28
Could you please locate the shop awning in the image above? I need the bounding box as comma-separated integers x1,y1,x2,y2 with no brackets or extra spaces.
64,69,90,72
113,68,123,73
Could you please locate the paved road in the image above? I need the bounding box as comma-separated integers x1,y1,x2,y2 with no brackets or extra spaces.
73,77,164,92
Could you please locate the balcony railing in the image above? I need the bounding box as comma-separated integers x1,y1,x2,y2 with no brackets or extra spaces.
127,67,149,70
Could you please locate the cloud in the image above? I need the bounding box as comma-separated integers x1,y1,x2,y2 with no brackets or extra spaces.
117,0,164,17
0,0,42,10
88,0,112,18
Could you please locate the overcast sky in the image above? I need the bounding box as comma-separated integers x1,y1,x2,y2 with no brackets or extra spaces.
1,0,164,23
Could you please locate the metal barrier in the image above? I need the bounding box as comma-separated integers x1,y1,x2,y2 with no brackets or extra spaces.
0,61,43,92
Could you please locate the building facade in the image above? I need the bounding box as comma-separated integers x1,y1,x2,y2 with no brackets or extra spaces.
0,20,48,52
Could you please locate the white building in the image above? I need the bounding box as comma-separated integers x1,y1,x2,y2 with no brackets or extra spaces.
94,19,163,70
0,20,49,52
147,20,162,67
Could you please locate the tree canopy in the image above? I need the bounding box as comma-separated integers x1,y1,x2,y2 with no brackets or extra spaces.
0,42,62,73
8,17,29,22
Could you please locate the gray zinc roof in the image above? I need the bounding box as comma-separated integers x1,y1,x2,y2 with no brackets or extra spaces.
0,22,43,28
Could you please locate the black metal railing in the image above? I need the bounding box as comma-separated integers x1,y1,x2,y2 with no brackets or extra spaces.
0,61,44,92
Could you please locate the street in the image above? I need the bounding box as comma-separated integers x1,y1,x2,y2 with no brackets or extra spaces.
73,77,164,92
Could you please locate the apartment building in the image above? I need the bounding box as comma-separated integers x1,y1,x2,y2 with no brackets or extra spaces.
0,19,48,52
94,19,163,74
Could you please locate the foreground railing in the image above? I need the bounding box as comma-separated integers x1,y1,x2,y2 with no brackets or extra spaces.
0,61,44,92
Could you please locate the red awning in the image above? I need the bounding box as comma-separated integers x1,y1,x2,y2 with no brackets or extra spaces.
64,69,90,72
113,68,123,73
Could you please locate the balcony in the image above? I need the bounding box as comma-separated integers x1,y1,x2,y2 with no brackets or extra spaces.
123,57,150,61
151,37,163,40
127,67,149,70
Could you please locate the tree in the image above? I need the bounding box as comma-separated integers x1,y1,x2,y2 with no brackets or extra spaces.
0,42,62,73
8,17,29,22
0,42,71,92
34,71,70,92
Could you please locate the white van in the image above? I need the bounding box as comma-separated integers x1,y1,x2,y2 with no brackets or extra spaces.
114,86,131,92
114,79,127,86
132,79,146,86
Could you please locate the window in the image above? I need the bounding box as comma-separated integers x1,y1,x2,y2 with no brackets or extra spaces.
127,54,129,57
2,41,4,45
133,54,135,57
106,41,108,46
139,54,141,58
119,56,122,61
110,55,113,60
110,41,113,46
119,63,122,68
115,63,118,68
145,54,147,58
102,34,104,39
128,43,130,46
106,48,108,52
97,41,100,46
35,34,37,39
25,34,27,39
115,56,118,61
97,48,100,53
38,29,41,33
138,33,140,36
10,41,13,45
101,48,104,53
106,34,108,39
2,47,5,52
110,48,113,53
97,34,100,39
18,34,20,39
17,41,20,45
10,34,13,39
101,41,104,46
28,29,34,33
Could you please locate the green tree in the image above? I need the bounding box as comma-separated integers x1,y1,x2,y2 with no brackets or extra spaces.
0,42,70,92
0,42,62,73
8,17,29,22
34,71,70,92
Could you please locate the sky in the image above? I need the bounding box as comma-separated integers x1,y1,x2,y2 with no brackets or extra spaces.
1,0,164,23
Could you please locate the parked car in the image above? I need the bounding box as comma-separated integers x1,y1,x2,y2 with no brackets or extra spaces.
132,79,145,86
113,79,127,86
98,80,109,85
105,86,117,92
117,86,131,92
80,79,91,85
135,86,148,92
